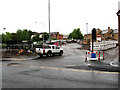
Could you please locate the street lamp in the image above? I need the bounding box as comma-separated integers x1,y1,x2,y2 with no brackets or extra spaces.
48,0,50,42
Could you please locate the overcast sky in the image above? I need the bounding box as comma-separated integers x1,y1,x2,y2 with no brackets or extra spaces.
0,0,120,35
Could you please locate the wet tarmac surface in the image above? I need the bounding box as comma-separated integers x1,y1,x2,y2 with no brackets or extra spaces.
1,43,119,88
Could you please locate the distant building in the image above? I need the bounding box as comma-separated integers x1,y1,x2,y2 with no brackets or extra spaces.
113,29,118,41
62,34,69,40
84,34,92,43
50,32,63,40
84,27,118,43
50,32,59,39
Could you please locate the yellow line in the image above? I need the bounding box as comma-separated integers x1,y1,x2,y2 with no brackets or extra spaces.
12,59,28,61
27,65,119,74
3,63,119,74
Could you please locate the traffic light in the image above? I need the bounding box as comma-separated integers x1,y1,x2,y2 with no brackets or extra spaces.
92,28,96,41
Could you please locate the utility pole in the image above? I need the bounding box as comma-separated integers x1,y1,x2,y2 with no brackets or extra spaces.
48,0,50,42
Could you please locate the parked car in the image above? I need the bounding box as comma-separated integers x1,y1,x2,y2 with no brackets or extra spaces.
35,45,63,57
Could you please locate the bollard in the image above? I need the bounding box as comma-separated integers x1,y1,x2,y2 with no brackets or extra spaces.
98,51,100,62
85,52,87,62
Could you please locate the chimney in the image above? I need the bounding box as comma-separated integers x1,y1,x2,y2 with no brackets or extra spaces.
108,27,110,32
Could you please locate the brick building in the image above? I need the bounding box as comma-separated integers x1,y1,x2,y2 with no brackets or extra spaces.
50,32,63,40
84,27,118,43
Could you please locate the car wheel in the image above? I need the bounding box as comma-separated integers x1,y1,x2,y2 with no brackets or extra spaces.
50,53,53,57
40,55,43,57
59,51,63,56
47,52,51,57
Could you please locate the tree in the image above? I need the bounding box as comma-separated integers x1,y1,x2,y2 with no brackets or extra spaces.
68,28,84,40
2,33,6,43
42,32,49,40
31,33,40,42
16,29,33,43
31,32,49,42
2,29,33,44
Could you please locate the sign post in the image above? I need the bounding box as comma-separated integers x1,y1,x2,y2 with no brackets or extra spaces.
92,28,96,52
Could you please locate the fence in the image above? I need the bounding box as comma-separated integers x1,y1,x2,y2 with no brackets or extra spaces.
90,40,118,51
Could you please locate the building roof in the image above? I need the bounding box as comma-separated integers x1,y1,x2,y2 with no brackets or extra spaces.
113,29,118,33
50,32,59,35
102,30,108,34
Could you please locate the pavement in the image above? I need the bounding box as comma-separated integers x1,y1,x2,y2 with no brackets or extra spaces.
0,54,40,61
82,54,120,72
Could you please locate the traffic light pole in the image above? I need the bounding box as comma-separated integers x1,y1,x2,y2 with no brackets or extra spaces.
92,28,96,52
92,40,93,52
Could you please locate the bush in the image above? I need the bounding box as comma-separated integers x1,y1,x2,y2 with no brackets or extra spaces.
50,38,58,40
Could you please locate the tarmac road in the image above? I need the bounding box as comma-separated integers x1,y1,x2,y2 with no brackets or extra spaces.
2,43,119,88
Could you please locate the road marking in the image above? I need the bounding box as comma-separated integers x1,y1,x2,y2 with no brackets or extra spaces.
26,65,119,74
3,63,119,74
12,58,28,61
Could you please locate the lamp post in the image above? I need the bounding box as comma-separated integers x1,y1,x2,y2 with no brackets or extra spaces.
117,1,120,64
48,0,50,42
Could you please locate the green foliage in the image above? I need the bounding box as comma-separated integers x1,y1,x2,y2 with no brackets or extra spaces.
43,32,49,40
50,38,58,40
68,28,84,40
16,29,32,42
31,33,40,42
31,32,49,42
2,29,33,44
2,29,49,44
2,33,6,43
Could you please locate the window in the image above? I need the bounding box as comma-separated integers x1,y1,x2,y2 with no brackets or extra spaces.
52,46,54,49
54,46,58,49
56,46,58,49
47,46,51,49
